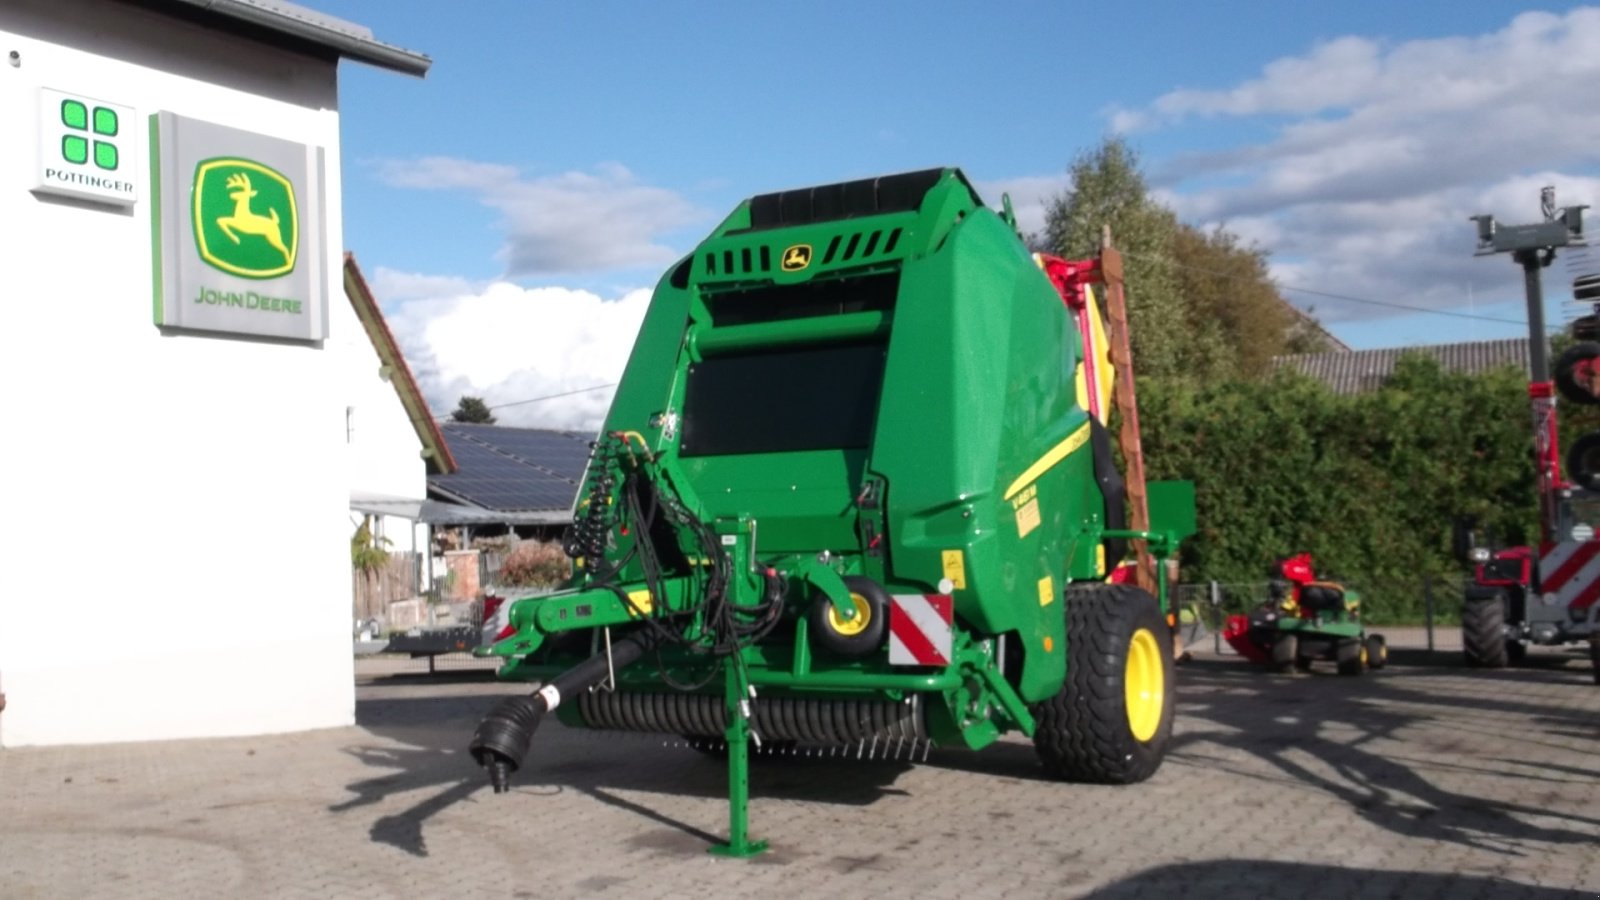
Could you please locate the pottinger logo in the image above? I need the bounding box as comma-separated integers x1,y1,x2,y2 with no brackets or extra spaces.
192,158,298,279
57,97,121,171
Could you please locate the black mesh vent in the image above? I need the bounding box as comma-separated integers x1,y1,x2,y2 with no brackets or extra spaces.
703,273,898,327
746,168,948,229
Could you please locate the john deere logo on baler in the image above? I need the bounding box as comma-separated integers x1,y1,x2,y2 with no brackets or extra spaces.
781,244,812,271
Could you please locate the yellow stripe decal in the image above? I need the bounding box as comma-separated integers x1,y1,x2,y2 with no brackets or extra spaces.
1003,422,1091,501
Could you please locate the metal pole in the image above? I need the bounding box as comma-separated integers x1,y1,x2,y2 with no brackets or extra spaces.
1210,580,1222,654
710,662,767,858
1517,250,1550,382
1424,575,1435,655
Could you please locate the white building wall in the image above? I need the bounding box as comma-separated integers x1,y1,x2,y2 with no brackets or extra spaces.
336,290,430,556
0,0,357,746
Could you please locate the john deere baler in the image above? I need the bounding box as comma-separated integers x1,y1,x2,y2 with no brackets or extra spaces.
469,168,1179,856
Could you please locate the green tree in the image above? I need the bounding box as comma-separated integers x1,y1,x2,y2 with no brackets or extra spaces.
451,395,496,424
1171,224,1335,379
1140,355,1536,620
1038,137,1186,378
1038,137,1336,381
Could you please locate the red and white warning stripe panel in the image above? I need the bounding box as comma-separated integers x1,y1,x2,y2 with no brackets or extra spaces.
889,594,953,666
1538,541,1600,610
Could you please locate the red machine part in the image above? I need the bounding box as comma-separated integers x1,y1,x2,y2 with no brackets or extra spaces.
1036,254,1107,421
1529,381,1565,542
1537,540,1600,612
1275,552,1316,586
1222,614,1269,662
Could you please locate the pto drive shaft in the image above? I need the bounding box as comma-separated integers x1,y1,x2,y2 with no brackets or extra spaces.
469,630,657,792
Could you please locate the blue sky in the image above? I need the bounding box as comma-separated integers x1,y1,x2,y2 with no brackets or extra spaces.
310,1,1600,427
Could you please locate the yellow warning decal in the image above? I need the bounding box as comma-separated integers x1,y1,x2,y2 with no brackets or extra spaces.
1016,498,1041,538
1003,422,1091,501
941,549,967,590
1038,575,1055,607
627,589,653,617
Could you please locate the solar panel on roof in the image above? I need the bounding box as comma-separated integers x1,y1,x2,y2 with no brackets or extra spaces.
429,424,595,513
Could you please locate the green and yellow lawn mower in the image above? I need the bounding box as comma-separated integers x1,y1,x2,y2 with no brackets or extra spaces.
1223,553,1387,675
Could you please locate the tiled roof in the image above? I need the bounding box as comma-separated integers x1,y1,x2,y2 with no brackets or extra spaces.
343,254,457,475
1271,338,1530,395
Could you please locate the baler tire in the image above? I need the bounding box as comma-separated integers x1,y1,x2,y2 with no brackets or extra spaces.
1462,593,1509,668
808,576,889,659
1590,639,1600,685
1033,583,1173,785
1336,638,1363,676
1365,634,1388,670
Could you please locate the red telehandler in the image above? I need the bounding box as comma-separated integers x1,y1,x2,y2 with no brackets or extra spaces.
1459,188,1599,684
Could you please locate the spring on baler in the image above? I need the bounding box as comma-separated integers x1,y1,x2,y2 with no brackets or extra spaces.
576,690,927,744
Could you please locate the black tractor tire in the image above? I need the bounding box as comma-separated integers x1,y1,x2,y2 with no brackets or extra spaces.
1365,633,1388,670
1336,638,1364,676
1566,431,1600,492
808,576,889,659
1554,341,1600,405
1463,593,1509,668
1270,632,1298,672
1033,583,1174,785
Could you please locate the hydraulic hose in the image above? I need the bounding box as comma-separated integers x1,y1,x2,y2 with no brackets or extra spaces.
469,630,657,792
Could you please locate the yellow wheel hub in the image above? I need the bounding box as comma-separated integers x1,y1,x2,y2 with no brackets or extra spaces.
1124,628,1165,742
827,593,872,637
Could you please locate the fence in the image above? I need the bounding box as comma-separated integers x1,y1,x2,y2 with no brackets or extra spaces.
1173,576,1470,656
352,551,421,622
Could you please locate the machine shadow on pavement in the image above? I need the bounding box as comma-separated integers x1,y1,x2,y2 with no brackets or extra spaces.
1169,657,1600,854
333,686,913,856
1083,859,1578,898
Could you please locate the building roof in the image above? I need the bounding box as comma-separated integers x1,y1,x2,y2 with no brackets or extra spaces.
1287,304,1353,352
343,254,458,475
1272,338,1530,395
154,0,430,76
428,424,594,521
349,491,569,527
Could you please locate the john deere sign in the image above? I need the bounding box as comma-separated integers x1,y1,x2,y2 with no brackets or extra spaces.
151,113,327,341
193,159,298,278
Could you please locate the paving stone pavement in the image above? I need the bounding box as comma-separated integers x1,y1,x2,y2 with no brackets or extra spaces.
2,645,1596,899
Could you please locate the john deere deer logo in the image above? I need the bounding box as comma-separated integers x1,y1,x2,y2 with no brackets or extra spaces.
192,158,298,279
781,244,812,272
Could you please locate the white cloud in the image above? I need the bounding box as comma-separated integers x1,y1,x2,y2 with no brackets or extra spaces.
370,267,481,304
384,279,652,432
375,158,707,276
1104,8,1600,330
972,174,1070,242
1247,172,1600,325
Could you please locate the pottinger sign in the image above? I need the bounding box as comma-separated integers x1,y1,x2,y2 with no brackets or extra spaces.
150,112,328,341
33,88,138,207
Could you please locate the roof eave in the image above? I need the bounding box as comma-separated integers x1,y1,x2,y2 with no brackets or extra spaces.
161,0,431,77
343,253,459,474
